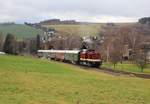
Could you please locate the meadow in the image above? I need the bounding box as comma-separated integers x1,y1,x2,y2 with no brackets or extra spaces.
43,24,102,36
42,23,136,37
102,62,150,74
0,24,43,38
0,55,150,104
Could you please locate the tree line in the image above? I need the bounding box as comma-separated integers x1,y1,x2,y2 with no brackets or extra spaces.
0,33,40,55
99,22,150,71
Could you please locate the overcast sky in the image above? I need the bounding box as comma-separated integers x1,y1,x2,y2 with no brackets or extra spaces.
0,0,150,23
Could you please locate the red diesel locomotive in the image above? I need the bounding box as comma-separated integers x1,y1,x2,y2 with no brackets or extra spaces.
79,50,102,67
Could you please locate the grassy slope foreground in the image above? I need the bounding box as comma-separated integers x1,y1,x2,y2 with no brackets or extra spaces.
0,24,43,38
0,55,150,104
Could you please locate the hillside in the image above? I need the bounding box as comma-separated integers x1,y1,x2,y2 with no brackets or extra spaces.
43,24,102,36
42,23,137,36
0,55,150,104
0,24,43,38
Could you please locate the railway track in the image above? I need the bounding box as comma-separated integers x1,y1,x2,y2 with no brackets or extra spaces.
39,58,150,79
63,62,150,79
99,68,150,79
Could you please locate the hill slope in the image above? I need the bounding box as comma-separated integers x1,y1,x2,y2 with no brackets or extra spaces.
0,24,43,38
0,55,150,104
43,23,137,36
43,24,102,36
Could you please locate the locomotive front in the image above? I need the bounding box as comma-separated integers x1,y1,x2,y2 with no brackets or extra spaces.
79,50,102,67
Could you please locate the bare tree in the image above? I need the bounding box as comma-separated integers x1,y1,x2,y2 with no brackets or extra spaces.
0,33,5,51
47,31,82,50
134,52,147,72
100,24,148,62
100,26,124,62
64,35,82,50
127,28,142,52
109,38,123,69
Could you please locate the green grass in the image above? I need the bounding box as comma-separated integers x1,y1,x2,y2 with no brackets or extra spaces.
0,55,150,104
0,24,43,38
102,62,150,74
43,24,101,36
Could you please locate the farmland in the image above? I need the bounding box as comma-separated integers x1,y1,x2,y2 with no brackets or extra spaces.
42,23,136,36
43,24,102,36
0,55,150,104
0,24,43,38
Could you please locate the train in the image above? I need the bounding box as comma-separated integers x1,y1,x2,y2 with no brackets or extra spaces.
38,49,102,67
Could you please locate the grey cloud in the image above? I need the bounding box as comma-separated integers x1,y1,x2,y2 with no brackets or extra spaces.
0,0,150,23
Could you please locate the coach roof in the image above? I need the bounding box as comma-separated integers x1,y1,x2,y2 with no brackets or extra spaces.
38,50,80,54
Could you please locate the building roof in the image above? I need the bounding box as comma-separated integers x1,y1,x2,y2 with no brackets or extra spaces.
0,52,5,55
141,42,150,49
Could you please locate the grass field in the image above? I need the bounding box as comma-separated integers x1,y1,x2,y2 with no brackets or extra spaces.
43,23,136,37
0,24,43,38
0,55,150,104
102,62,150,74
43,24,102,36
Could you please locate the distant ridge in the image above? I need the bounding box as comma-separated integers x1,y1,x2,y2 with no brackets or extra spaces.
39,19,99,25
39,19,79,25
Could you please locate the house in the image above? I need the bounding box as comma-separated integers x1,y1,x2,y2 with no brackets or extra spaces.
141,42,150,62
40,28,56,43
123,45,133,60
0,52,5,55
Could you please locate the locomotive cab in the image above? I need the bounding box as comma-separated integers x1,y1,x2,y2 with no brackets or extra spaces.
80,49,102,67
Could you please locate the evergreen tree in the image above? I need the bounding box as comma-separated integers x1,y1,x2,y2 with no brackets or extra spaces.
36,34,41,51
0,33,4,51
3,33,17,54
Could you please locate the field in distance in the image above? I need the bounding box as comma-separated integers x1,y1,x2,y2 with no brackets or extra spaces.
43,24,102,36
0,55,150,104
0,24,43,38
43,23,136,36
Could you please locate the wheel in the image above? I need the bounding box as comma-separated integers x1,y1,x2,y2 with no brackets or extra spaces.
91,62,100,68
